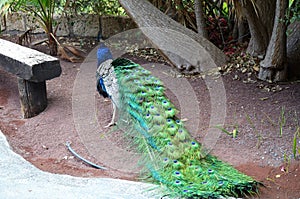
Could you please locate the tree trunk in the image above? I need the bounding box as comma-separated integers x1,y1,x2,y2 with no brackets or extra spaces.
46,19,57,56
287,21,300,79
240,0,276,56
118,0,226,74
194,0,208,38
48,33,58,56
237,18,247,44
232,17,248,44
258,0,288,82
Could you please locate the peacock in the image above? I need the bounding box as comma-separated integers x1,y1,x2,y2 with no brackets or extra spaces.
96,43,260,198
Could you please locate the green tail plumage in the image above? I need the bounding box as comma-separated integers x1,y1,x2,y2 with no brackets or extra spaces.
110,58,260,198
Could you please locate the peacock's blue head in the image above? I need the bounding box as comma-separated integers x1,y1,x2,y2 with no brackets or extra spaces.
97,43,113,66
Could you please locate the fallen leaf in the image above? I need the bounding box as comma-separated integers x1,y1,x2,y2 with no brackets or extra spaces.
181,118,189,122
253,65,260,72
260,97,269,101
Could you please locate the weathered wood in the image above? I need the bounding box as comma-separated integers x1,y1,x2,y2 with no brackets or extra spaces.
0,39,61,118
18,78,47,118
0,39,61,82
119,0,226,74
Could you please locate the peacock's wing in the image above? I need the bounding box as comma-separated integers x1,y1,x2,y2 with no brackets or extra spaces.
111,58,260,198
97,59,120,105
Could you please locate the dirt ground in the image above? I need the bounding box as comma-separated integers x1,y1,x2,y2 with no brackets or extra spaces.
0,36,299,198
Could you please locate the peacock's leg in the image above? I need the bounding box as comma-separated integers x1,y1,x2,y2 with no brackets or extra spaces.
104,100,116,128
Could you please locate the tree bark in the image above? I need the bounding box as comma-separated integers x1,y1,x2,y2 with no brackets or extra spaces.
237,18,247,44
287,21,300,79
48,33,58,56
47,20,57,56
194,0,208,38
118,0,226,74
239,0,276,56
258,0,288,82
232,17,248,44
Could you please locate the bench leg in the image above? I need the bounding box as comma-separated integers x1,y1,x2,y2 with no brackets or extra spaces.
17,78,47,118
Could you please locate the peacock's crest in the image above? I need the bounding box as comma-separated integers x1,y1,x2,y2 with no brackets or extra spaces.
97,52,260,198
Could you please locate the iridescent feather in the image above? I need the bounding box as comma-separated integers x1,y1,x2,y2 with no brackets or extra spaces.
96,47,260,198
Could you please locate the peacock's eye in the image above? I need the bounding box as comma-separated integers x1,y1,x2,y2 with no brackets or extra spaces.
175,180,181,185
175,171,180,175
178,129,183,133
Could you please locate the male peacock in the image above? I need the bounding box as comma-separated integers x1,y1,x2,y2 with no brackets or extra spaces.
96,44,260,198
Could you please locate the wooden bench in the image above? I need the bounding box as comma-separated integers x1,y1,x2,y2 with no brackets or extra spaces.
0,39,61,118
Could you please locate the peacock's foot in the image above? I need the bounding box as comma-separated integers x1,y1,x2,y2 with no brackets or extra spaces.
104,122,115,128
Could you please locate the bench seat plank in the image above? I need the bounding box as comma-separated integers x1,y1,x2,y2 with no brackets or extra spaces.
0,39,61,82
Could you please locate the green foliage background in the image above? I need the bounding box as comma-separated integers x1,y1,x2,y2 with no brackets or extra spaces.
58,0,125,15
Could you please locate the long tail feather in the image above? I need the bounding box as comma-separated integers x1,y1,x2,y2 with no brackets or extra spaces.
105,58,260,198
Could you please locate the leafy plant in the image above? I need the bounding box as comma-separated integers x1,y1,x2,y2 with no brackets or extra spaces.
292,127,300,159
279,106,286,137
61,0,125,15
246,114,263,148
283,151,291,172
215,112,239,138
215,125,238,138
288,0,300,24
0,0,59,55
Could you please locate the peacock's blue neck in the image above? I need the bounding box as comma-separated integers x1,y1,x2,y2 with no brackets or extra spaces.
97,43,113,66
